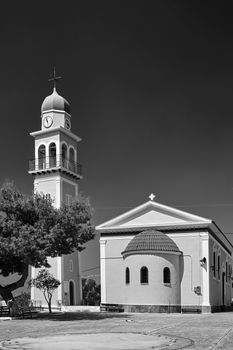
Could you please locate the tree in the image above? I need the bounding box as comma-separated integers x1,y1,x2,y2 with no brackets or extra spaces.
0,181,94,303
29,269,60,313
82,278,101,306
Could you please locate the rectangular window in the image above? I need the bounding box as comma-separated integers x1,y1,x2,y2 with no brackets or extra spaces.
69,260,73,272
66,194,73,206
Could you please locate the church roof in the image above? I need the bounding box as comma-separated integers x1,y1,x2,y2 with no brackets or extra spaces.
97,198,233,255
96,199,212,232
122,229,181,257
41,88,71,114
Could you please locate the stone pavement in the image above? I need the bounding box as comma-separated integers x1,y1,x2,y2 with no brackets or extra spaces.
0,311,233,349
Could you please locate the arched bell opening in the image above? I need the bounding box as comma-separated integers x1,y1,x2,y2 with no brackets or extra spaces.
69,147,75,172
49,142,56,168
38,145,46,169
61,143,68,168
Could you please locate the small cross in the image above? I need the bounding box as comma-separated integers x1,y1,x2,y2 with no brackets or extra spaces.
48,67,62,89
149,193,155,201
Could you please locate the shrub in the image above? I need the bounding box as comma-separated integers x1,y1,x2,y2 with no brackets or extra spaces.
11,292,31,316
82,278,101,306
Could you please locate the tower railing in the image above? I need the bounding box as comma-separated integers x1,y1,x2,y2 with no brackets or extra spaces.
29,155,82,176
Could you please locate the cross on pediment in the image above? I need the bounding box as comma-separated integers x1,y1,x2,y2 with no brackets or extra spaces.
149,193,156,201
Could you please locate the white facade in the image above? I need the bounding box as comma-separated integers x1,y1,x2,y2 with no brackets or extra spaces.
29,87,83,308
96,199,233,313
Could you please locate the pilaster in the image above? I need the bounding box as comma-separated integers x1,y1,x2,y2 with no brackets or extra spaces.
200,233,210,307
100,239,107,303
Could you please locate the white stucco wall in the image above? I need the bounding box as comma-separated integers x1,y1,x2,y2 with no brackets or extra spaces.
208,237,232,307
63,252,82,305
168,232,201,306
101,235,181,306
100,230,228,309
123,253,180,306
100,236,132,304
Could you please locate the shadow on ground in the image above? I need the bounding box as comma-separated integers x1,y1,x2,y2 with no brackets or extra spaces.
17,312,130,322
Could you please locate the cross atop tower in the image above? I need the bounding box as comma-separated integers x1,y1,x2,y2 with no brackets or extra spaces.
48,67,62,90
149,193,156,201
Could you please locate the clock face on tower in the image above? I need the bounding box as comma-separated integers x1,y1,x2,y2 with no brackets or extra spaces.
65,118,71,130
43,115,53,128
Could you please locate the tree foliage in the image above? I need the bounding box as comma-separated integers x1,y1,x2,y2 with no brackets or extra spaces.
0,181,94,302
29,269,60,313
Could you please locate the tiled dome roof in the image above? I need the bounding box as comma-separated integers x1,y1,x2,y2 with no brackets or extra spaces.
41,88,71,114
122,230,181,257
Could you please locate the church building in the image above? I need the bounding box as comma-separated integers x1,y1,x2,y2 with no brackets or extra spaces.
96,195,233,313
28,77,82,308
27,75,233,313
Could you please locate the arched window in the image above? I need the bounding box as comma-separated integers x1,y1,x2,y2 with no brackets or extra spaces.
69,147,75,172
226,262,228,283
38,144,46,169
213,251,216,278
61,144,68,168
49,142,56,167
163,267,171,284
217,255,220,280
140,266,148,284
69,281,74,306
125,267,130,284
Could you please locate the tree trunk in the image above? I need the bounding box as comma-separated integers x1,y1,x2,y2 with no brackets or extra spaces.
43,292,52,313
48,300,52,313
0,265,29,303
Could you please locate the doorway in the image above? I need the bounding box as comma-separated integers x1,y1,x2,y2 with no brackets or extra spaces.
69,281,74,306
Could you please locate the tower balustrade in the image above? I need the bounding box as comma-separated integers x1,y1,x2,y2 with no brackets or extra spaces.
29,155,82,178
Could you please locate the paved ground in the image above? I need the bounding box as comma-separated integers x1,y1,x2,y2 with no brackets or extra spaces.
1,311,233,349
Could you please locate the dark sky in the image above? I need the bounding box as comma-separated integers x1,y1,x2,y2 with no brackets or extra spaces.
1,1,233,274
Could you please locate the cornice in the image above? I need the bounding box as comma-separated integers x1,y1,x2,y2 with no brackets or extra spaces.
30,127,81,142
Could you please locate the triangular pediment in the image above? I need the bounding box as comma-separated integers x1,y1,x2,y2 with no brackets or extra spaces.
96,200,211,231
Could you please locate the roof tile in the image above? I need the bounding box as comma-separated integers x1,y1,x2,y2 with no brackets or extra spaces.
122,230,180,256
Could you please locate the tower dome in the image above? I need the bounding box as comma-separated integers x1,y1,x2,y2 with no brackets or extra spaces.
41,88,71,114
122,230,181,257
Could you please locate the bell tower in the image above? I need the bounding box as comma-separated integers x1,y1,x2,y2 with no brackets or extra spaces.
29,71,82,308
